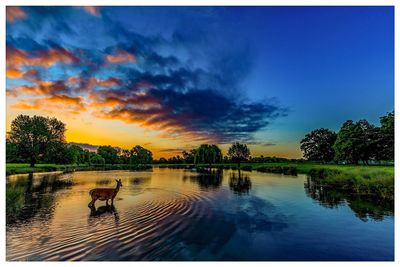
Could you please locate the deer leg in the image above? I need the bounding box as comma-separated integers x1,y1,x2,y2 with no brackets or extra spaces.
111,197,114,206
106,199,109,206
88,198,95,207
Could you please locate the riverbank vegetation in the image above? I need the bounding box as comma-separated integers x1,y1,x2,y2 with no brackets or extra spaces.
300,111,394,164
6,112,394,201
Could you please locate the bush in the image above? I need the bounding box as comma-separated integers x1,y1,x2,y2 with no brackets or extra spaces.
241,165,252,171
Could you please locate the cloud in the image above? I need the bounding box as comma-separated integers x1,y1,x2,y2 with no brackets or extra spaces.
105,50,136,63
261,143,276,147
158,148,185,153
91,84,286,143
6,46,79,68
6,68,23,78
247,141,277,146
6,68,39,79
6,7,26,22
6,7,288,144
11,95,86,114
7,80,70,97
81,6,100,16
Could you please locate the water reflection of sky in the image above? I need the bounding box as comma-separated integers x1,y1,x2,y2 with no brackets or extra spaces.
6,168,394,261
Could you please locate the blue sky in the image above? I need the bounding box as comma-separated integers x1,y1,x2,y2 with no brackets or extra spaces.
6,6,394,158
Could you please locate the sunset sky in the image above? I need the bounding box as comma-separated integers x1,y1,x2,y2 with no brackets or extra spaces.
6,6,394,159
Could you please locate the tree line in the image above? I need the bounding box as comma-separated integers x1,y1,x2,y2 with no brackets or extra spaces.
6,115,154,167
6,115,257,168
300,111,394,164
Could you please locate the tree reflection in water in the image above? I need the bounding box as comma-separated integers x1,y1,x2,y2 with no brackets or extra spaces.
130,176,152,187
6,173,73,225
184,169,223,190
229,170,252,195
304,177,394,221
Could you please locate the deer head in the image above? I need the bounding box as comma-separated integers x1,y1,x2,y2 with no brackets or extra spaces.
115,179,122,188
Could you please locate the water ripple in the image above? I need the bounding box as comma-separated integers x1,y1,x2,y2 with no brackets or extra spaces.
7,186,215,261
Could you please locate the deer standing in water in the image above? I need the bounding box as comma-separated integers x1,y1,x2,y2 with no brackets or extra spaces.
88,179,122,207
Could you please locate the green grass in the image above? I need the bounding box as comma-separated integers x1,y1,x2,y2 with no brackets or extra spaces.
155,162,393,175
7,161,394,201
154,162,394,201
308,167,394,201
5,163,151,175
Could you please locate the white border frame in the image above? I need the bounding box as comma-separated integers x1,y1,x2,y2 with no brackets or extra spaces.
1,1,398,266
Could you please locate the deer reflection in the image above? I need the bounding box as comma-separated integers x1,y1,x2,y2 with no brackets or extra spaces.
88,204,120,225
229,170,252,195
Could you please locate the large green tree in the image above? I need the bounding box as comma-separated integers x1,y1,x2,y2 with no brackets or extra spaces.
333,120,378,164
97,145,118,165
65,145,86,165
227,142,250,168
9,115,66,167
377,111,394,160
6,139,20,163
194,144,222,167
300,128,337,163
89,152,105,165
130,145,153,164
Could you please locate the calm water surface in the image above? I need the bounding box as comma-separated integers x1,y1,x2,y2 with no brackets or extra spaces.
6,168,394,261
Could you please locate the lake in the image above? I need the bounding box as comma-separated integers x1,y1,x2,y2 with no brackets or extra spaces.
6,168,394,261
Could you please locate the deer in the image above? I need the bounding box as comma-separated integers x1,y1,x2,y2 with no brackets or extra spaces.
88,179,122,207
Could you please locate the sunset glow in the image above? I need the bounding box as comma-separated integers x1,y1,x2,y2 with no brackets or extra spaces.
6,6,394,159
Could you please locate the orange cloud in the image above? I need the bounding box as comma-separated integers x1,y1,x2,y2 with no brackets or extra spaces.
6,68,39,79
82,6,100,16
6,68,23,78
6,46,79,68
88,89,161,109
11,95,86,115
67,76,80,84
6,7,26,22
106,50,136,63
94,106,212,143
7,80,69,97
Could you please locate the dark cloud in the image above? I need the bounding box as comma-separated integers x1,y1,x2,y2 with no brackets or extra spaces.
247,142,277,146
7,6,288,144
92,81,286,143
21,6,77,35
158,148,185,153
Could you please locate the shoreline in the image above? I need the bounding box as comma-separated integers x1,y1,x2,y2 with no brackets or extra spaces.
6,162,394,202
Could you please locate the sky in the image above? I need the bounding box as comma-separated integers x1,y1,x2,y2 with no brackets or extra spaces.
6,6,394,159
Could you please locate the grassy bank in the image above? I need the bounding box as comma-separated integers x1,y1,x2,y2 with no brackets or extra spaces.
6,163,151,176
6,162,394,201
308,168,394,201
155,162,394,201
155,162,393,175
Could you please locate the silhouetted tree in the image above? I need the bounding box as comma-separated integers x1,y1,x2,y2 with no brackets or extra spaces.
97,145,118,165
9,115,66,167
227,142,250,169
158,157,167,163
194,144,222,167
182,149,196,164
130,145,153,164
300,128,337,163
